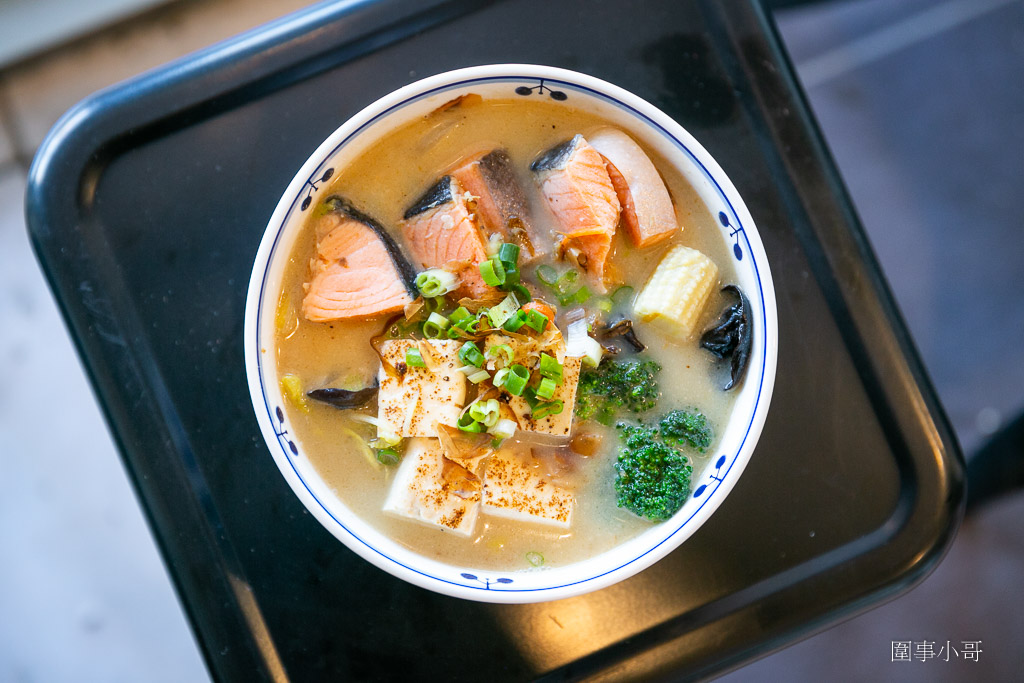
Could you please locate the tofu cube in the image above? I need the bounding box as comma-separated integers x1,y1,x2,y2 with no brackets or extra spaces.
383,438,481,536
377,339,466,437
482,450,574,528
483,334,582,437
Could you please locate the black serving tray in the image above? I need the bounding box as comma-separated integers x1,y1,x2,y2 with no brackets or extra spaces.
26,0,963,680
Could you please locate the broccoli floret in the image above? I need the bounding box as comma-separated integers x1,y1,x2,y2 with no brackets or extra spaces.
575,358,662,424
658,409,713,453
613,423,692,521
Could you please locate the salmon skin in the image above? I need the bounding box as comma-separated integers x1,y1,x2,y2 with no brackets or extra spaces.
531,134,620,288
301,195,417,322
588,129,677,248
401,175,491,298
451,150,543,261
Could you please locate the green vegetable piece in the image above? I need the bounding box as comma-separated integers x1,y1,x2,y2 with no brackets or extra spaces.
422,312,450,339
532,399,564,419
575,358,662,424
467,368,490,384
614,423,692,521
536,264,558,286
611,285,634,306
457,412,483,433
503,263,521,287
487,293,520,328
458,341,485,368
525,551,544,567
469,398,500,428
493,368,511,388
449,307,472,324
536,377,557,401
376,448,401,466
498,242,520,266
558,284,591,306
414,268,457,298
658,409,713,452
503,309,528,332
510,283,532,303
525,309,548,333
487,344,514,366
555,270,580,295
538,353,563,382
280,374,309,412
505,364,530,396
405,347,426,368
479,257,506,287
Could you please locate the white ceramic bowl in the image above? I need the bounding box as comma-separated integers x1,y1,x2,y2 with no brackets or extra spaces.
244,64,777,603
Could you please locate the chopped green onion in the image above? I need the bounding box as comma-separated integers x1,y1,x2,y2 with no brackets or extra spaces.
467,368,490,384
469,399,500,428
538,353,563,382
405,347,426,368
503,309,528,332
555,270,580,295
457,412,483,432
582,335,604,367
487,344,514,366
479,258,506,287
558,285,591,306
376,448,401,466
532,400,564,419
536,377,557,401
503,263,521,287
525,309,548,333
449,307,472,324
492,368,511,388
422,312,450,338
415,268,458,298
505,364,529,396
510,283,532,303
525,551,545,567
487,293,520,328
490,418,517,440
596,296,613,313
458,341,485,367
611,285,634,306
522,386,539,409
448,315,480,338
498,242,520,266
374,427,401,447
536,265,558,286
427,312,450,328
424,296,445,313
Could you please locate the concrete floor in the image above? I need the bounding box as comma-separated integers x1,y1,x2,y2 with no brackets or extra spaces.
1,0,1022,680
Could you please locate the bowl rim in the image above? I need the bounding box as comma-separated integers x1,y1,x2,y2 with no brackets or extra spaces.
244,63,778,603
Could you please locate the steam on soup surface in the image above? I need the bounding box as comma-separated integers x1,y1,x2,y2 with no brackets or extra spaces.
274,96,749,571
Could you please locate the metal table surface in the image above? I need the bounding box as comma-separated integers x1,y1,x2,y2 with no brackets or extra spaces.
25,0,964,680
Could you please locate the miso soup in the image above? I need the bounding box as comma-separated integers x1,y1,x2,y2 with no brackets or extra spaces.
274,96,748,571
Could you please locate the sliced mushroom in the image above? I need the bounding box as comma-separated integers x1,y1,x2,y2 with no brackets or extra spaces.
306,383,379,408
597,318,646,353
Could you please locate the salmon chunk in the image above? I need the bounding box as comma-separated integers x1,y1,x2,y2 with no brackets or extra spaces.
531,135,620,286
588,129,677,248
400,175,490,298
451,149,545,261
301,196,417,322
